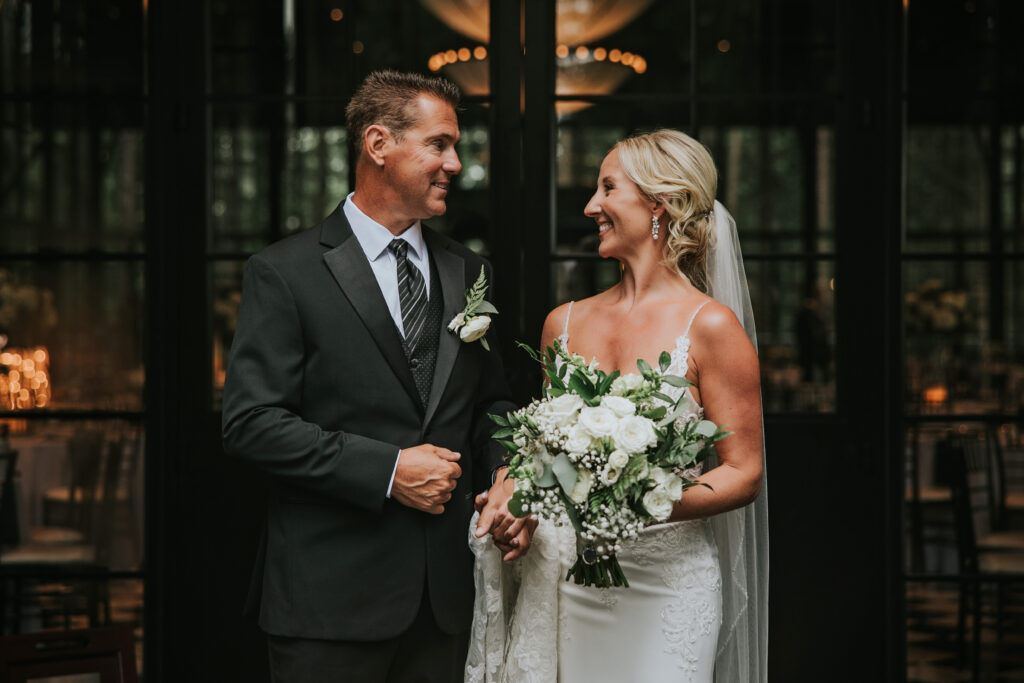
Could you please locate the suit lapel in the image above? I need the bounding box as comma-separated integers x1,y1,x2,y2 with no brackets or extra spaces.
423,228,465,428
320,207,422,412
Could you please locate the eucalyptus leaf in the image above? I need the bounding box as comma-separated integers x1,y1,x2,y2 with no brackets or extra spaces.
488,413,509,427
658,351,671,372
558,489,584,533
695,420,718,437
661,375,692,388
651,391,675,404
551,452,578,497
475,301,499,315
636,358,653,376
534,457,558,487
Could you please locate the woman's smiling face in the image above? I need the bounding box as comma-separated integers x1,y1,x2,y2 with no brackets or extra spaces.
584,148,656,260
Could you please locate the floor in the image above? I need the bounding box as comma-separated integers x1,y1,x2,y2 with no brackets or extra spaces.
907,581,1024,682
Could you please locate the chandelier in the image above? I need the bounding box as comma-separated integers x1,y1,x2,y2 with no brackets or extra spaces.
421,0,653,116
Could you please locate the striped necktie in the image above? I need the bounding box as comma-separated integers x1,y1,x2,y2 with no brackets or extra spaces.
388,239,427,354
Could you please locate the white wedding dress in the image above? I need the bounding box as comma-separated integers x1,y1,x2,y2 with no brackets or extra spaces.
467,301,721,683
466,202,767,683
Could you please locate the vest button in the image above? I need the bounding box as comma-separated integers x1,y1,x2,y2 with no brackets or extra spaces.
410,359,419,369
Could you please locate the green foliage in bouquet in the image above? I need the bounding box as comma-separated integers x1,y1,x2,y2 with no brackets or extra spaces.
488,340,731,588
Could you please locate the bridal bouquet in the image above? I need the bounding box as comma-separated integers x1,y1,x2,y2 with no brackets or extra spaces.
489,341,730,588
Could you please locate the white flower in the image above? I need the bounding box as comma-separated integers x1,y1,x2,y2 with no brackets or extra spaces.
662,474,684,501
459,315,491,342
600,395,635,418
578,406,618,438
615,415,657,452
547,393,584,427
610,373,644,396
447,311,465,331
600,463,621,485
642,486,675,521
607,449,629,470
569,469,594,504
649,466,673,486
565,423,593,454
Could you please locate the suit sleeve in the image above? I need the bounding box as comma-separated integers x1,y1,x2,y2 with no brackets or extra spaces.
221,254,397,512
470,260,517,490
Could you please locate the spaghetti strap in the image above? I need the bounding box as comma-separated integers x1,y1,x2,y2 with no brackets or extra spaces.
684,299,712,337
561,301,575,339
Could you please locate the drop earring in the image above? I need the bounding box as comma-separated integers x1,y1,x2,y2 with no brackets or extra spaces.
651,214,660,240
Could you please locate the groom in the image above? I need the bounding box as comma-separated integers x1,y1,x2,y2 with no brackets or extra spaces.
222,70,519,682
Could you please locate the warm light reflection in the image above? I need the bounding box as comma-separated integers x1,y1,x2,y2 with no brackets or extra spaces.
330,8,343,21
923,385,948,405
0,346,51,409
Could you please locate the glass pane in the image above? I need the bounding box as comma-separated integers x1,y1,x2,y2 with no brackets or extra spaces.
905,125,991,253
0,104,145,252
554,0,691,96
747,259,836,413
0,262,144,411
1003,124,1024,253
701,125,832,254
211,102,492,254
551,259,623,308
903,261,1024,416
0,0,145,96
696,0,838,94
2,419,144,571
211,260,245,410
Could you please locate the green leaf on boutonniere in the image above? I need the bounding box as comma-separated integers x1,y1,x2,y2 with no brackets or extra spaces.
475,300,499,315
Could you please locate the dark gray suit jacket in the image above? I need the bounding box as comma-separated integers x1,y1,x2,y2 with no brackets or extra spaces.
221,203,514,641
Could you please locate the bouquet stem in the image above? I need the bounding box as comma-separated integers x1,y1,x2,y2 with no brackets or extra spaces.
566,553,630,588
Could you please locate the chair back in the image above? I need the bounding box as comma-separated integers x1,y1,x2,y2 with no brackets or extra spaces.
944,435,979,573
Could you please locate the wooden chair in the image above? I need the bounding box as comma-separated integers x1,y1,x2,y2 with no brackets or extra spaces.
947,433,1024,680
1,441,124,633
0,624,137,682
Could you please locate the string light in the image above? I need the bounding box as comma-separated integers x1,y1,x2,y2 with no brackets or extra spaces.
0,346,50,409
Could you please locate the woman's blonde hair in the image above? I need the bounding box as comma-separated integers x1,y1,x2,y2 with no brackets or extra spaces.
614,129,718,291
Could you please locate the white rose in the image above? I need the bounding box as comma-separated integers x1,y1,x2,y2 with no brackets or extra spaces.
642,486,674,521
578,406,618,438
459,315,491,342
600,395,636,418
663,474,684,501
600,463,621,485
615,415,657,452
547,393,584,427
565,423,593,454
569,469,594,504
649,466,673,486
610,373,644,396
447,311,465,332
607,449,629,470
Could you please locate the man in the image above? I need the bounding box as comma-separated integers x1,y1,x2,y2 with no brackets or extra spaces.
222,70,524,682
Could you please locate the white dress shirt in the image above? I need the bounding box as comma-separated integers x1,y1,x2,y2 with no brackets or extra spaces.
343,194,431,498
343,193,431,337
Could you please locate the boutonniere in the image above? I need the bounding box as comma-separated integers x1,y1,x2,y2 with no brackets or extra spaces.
448,265,498,350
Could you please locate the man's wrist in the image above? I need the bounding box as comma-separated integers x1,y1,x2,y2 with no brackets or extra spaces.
490,463,509,486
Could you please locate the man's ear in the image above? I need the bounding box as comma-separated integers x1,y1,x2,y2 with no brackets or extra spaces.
364,125,389,167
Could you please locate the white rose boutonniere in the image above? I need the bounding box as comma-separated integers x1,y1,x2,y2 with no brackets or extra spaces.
448,265,498,350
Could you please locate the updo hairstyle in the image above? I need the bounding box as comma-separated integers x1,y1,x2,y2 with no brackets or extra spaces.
614,129,718,292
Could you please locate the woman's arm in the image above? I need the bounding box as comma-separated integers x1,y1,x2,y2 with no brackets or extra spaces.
669,301,764,521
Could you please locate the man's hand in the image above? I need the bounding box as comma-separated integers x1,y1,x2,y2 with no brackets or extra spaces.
474,469,537,561
391,445,461,514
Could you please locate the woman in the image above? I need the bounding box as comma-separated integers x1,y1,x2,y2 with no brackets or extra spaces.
467,130,768,683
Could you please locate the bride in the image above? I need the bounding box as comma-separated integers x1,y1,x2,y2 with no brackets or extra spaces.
467,129,768,683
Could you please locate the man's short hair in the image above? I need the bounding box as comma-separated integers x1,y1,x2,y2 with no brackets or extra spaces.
345,70,461,157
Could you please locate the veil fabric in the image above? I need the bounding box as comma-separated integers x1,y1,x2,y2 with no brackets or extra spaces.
705,200,769,683
465,201,768,683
